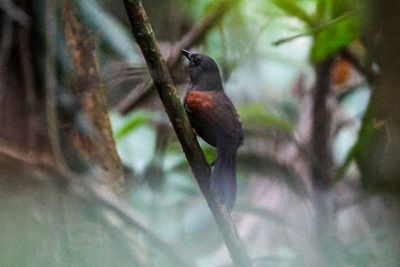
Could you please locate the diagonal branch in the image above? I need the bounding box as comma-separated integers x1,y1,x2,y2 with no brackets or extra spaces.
167,0,238,68
122,1,252,266
117,0,237,115
82,179,195,267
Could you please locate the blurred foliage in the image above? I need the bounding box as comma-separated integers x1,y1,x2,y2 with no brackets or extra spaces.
114,110,155,140
269,0,363,61
106,0,397,266
2,0,400,266
237,103,293,133
311,12,361,61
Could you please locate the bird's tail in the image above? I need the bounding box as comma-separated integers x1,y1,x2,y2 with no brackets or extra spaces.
210,139,238,211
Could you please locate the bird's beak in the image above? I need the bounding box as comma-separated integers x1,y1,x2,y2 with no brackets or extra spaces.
181,49,191,60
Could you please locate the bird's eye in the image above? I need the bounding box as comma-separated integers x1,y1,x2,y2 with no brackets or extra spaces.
192,56,201,66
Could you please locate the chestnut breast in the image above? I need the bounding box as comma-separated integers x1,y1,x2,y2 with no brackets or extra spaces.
184,90,219,146
184,90,215,112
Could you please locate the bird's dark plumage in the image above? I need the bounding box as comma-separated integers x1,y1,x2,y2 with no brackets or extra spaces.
182,50,244,211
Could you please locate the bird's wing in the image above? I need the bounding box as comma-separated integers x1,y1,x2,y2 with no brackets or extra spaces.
185,90,243,142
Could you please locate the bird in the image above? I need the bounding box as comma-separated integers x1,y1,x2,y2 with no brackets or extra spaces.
181,49,244,211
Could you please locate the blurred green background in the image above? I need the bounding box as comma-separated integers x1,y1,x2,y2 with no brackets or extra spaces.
2,0,400,266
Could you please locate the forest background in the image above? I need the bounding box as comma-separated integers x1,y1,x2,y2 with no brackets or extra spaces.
1,0,400,267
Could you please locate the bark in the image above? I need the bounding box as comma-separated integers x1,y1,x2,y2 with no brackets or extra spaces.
0,1,139,266
356,0,400,191
62,0,124,193
122,1,252,266
0,0,54,167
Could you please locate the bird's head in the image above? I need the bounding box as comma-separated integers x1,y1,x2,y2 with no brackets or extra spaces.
181,49,223,91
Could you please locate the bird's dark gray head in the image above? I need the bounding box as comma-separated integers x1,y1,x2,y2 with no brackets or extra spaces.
181,49,223,91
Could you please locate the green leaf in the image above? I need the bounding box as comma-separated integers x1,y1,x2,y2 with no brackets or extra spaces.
315,0,333,22
115,110,153,140
311,13,360,61
194,0,241,21
237,104,293,133
271,0,314,26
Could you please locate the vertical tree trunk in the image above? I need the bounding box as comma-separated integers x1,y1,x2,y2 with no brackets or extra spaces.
62,0,124,193
359,0,400,191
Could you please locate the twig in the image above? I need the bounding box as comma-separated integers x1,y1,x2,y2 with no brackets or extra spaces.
0,140,53,167
83,180,195,267
93,209,150,267
0,0,30,26
167,0,238,68
45,0,65,169
20,164,192,267
236,204,303,231
122,1,252,266
273,12,353,46
117,0,237,115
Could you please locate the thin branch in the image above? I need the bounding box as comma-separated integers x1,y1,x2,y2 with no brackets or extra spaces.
45,0,65,169
117,0,237,115
0,0,30,26
82,180,195,267
93,209,150,267
0,140,53,167
167,0,238,68
236,204,303,231
122,1,252,266
273,12,353,46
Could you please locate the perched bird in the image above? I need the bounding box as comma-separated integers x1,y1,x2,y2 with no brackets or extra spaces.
181,49,244,211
